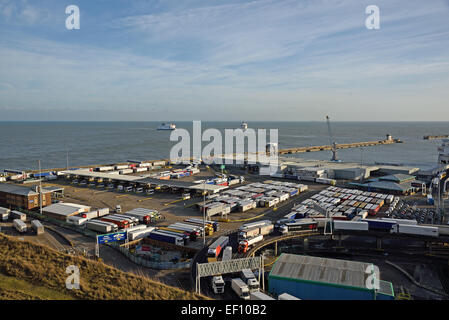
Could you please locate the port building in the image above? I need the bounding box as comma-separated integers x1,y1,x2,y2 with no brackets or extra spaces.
0,183,52,210
349,174,425,195
42,202,91,221
268,253,394,300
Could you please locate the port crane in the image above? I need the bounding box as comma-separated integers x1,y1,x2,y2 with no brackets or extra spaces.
326,115,339,162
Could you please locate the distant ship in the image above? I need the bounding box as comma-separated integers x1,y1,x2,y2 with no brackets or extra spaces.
241,121,248,130
438,139,449,164
157,123,176,130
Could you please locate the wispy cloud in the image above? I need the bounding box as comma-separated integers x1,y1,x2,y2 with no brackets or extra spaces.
0,0,448,120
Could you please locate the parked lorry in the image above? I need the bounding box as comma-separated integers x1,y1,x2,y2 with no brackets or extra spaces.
147,230,184,246
0,207,10,221
238,223,274,240
86,220,118,233
250,291,275,300
238,234,264,254
231,278,250,300
10,210,26,221
240,269,260,292
167,224,200,238
67,215,89,226
278,219,318,234
170,222,204,236
159,226,197,241
184,218,219,232
154,230,189,245
127,227,156,241
239,220,272,231
101,216,130,229
31,220,44,235
176,221,212,237
207,236,229,258
110,214,139,226
13,219,27,233
211,275,225,294
81,208,110,220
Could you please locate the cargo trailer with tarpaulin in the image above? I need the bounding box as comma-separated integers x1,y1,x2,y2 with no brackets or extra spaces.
268,254,394,300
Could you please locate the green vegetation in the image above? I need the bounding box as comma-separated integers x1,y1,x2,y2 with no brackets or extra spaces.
0,273,75,300
0,234,207,300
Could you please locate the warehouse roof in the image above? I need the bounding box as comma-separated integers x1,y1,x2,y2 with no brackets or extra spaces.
43,203,87,217
379,174,416,183
269,254,375,291
0,183,51,196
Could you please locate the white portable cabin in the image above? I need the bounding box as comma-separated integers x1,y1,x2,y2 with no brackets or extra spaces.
13,219,27,233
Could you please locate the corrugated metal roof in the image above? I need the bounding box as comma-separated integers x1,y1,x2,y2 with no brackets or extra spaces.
43,203,80,216
270,254,374,290
0,183,51,196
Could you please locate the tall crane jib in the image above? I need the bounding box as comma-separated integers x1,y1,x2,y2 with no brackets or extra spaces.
326,115,339,162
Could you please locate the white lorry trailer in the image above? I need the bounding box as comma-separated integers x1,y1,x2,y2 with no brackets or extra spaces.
240,269,260,293
13,219,27,233
231,278,250,300
31,220,44,235
0,207,10,221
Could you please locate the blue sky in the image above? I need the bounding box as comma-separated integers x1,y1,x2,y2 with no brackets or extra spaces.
0,0,449,121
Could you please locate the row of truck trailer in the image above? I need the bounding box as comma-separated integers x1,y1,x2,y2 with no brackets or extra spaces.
1,207,44,235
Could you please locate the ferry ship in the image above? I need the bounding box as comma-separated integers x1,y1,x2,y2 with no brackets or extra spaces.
157,123,176,130
438,139,449,164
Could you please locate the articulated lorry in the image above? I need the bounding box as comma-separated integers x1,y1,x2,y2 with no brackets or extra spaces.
231,278,250,300
238,234,264,254
240,269,260,293
211,276,225,294
207,236,229,258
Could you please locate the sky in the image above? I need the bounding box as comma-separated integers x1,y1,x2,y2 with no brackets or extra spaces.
0,0,449,121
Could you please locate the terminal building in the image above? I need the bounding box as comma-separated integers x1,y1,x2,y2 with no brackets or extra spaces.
0,183,52,210
268,253,395,300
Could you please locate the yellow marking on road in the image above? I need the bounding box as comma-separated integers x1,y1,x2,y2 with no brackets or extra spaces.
184,201,202,208
94,190,108,194
164,198,185,206
115,194,128,198
138,197,152,202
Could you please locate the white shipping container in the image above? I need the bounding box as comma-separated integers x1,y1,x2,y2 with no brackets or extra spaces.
115,164,130,170
396,224,438,237
334,220,369,231
120,169,134,174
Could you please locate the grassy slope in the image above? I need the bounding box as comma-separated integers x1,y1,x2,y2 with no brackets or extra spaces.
0,234,207,300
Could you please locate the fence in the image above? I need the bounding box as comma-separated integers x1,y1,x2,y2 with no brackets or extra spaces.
22,209,191,270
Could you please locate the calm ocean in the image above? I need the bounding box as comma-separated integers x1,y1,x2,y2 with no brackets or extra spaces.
0,121,447,171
